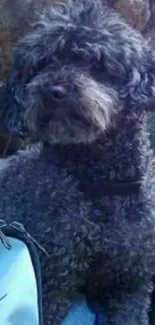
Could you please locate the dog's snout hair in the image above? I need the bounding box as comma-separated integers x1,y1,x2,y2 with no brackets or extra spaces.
76,75,118,131
24,70,119,144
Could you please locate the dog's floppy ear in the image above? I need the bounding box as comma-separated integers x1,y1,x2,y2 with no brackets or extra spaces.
0,84,23,135
108,29,155,111
85,6,155,111
8,30,49,101
117,48,155,111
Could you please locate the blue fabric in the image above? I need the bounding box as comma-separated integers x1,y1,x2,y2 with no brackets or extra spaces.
62,297,106,325
62,297,95,325
89,301,106,325
0,238,39,325
0,235,106,325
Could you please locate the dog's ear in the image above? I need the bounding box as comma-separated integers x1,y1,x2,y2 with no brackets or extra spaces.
0,84,23,136
102,26,155,111
84,6,155,111
8,29,48,101
117,48,155,111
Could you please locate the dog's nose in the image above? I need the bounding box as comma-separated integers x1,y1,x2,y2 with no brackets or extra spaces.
51,85,67,101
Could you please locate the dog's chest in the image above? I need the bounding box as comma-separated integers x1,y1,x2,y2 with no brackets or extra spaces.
27,151,155,264
5,146,155,287
32,163,155,271
31,167,155,298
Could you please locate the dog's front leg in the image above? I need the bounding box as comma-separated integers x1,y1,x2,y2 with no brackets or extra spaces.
43,294,74,325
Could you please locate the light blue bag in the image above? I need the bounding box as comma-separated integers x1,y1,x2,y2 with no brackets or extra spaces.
1,221,154,325
0,221,100,325
0,221,43,325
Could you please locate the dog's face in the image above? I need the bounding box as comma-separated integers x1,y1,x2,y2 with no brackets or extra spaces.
8,0,155,144
25,63,119,144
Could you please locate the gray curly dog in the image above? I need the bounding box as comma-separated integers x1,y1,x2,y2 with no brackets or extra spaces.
1,0,155,324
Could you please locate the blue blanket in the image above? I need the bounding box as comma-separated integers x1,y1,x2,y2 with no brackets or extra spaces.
62,297,106,325
62,296,155,325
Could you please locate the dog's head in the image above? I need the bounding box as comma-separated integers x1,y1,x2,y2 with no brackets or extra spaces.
7,0,155,144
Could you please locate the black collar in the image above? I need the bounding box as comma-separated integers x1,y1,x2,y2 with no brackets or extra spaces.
79,179,142,199
43,143,142,197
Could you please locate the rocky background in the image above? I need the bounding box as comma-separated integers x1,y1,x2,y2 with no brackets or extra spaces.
0,0,154,155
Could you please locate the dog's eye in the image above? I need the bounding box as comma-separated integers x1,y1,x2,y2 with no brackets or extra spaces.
51,86,67,101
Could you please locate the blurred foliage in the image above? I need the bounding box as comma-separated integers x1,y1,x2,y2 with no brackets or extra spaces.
0,131,22,157
148,114,155,153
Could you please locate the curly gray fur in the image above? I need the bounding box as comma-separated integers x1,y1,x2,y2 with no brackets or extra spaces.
1,0,155,324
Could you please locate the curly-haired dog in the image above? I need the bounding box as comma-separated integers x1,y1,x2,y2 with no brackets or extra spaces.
1,0,155,324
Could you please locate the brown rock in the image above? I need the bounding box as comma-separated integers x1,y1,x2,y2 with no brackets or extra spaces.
115,0,151,32
0,0,55,81
143,0,155,44
0,28,12,81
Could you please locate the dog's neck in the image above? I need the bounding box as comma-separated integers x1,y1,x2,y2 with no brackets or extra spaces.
43,111,152,197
